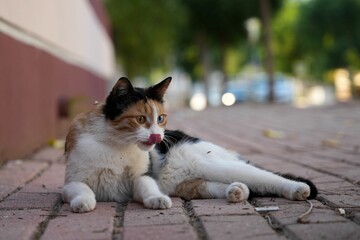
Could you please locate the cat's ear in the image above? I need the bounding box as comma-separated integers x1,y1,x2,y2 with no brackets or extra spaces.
148,77,172,100
112,77,134,96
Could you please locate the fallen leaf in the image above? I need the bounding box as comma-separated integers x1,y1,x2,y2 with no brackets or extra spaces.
263,129,285,139
321,139,339,148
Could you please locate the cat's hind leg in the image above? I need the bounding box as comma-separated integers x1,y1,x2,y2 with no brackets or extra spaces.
174,179,249,202
197,159,317,200
226,182,250,203
63,182,96,213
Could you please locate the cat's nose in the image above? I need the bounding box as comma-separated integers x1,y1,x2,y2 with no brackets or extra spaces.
149,134,162,144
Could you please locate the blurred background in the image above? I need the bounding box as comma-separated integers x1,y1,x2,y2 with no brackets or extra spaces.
1,0,359,163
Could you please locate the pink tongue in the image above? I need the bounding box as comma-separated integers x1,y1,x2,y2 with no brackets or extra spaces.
146,134,162,144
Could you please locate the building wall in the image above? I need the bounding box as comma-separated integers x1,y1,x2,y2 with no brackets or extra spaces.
0,0,116,162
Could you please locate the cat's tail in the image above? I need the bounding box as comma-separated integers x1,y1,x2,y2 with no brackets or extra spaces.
280,173,318,199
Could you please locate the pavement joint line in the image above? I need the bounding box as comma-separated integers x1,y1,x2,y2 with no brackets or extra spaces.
249,200,287,236
253,154,360,225
316,195,360,220
267,151,359,186
311,152,360,168
30,199,63,240
0,162,52,202
112,202,127,240
182,200,208,240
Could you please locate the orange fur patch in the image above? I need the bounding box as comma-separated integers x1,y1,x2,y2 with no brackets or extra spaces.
174,178,212,200
110,99,167,132
65,104,104,157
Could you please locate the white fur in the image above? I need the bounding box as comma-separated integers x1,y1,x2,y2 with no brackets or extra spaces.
63,104,171,213
153,141,311,201
63,182,96,213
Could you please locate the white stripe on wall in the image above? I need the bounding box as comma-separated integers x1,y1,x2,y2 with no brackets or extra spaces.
0,0,115,80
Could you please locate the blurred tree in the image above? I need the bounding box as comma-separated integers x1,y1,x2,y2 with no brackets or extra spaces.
105,0,186,79
177,0,281,100
275,0,360,81
260,0,275,102
272,0,301,75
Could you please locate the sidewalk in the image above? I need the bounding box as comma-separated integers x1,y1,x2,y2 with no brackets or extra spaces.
0,103,359,240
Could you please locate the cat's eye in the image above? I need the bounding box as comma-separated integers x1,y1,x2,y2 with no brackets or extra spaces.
157,114,166,124
136,116,146,124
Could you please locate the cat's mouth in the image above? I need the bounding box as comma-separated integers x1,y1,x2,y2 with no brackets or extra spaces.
141,134,162,147
138,141,156,151
142,141,155,146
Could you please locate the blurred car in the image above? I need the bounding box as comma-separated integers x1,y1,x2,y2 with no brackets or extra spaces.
224,72,294,104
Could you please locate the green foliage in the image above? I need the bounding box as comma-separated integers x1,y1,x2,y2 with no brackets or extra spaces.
272,0,301,74
274,0,360,81
177,0,282,80
105,0,284,80
105,0,186,78
297,0,360,79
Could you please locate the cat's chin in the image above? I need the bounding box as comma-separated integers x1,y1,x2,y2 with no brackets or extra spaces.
137,142,155,151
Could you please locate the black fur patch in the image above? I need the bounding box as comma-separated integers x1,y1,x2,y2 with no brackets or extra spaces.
143,152,154,177
280,173,318,199
103,87,149,120
155,130,200,155
248,173,318,199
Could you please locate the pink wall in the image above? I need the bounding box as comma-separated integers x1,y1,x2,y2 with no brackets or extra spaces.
0,32,107,162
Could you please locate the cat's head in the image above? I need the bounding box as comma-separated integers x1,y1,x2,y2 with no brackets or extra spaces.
103,77,171,151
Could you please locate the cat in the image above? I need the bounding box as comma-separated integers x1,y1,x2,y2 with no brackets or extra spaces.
63,77,173,212
63,77,317,213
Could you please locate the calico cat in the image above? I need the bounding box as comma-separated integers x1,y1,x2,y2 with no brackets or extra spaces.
63,77,173,212
63,77,317,213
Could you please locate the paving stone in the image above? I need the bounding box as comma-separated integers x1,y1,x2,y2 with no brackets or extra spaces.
0,161,48,200
318,194,360,209
200,215,283,240
124,206,187,226
123,224,197,240
21,163,65,194
312,149,360,166
295,159,359,182
251,197,303,207
312,174,352,184
0,209,48,240
0,192,61,211
251,197,350,226
41,202,116,240
335,168,360,182
0,104,359,240
316,181,359,195
29,147,64,163
285,222,360,240
268,201,348,225
248,154,324,181
352,212,360,224
191,199,255,216
169,197,184,208
126,201,146,210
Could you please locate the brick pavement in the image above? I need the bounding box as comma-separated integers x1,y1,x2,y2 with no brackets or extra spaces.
0,103,359,239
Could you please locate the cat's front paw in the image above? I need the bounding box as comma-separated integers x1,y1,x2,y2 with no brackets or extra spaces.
143,195,172,209
70,196,96,213
287,183,311,200
226,182,250,203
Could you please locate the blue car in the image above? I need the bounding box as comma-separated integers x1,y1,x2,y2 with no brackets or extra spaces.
224,73,294,103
